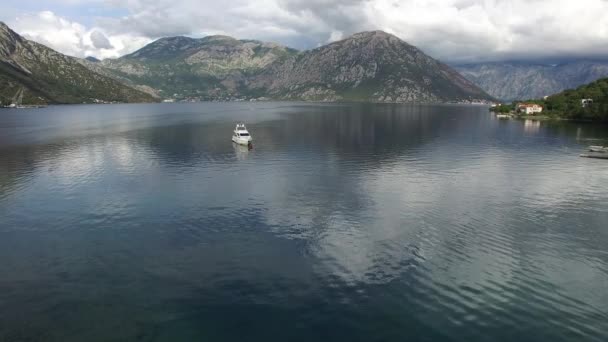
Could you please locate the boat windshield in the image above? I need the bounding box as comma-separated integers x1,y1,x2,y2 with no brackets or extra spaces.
239,133,250,136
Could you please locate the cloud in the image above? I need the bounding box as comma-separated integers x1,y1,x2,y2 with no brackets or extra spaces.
365,0,608,62
90,30,113,49
3,0,608,62
327,31,344,43
7,11,151,59
10,11,88,58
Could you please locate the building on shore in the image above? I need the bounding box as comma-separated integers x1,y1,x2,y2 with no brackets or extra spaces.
581,99,593,108
517,103,543,115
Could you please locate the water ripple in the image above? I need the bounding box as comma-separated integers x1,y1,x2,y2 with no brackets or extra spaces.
1,103,608,341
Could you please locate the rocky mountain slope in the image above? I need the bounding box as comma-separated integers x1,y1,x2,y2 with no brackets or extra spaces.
454,61,608,101
249,31,491,102
0,22,156,105
99,35,298,99
98,31,492,103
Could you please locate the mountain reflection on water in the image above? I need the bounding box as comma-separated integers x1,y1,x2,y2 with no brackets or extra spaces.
1,102,607,342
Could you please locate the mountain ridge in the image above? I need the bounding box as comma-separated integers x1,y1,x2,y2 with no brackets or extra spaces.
96,30,493,103
1,22,494,105
0,21,156,105
247,30,490,102
454,61,608,101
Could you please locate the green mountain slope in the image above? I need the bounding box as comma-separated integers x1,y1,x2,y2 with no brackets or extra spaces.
543,78,608,121
100,35,298,100
0,22,156,105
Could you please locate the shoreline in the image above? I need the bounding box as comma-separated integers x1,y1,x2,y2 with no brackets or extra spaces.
493,112,608,124
1,100,494,108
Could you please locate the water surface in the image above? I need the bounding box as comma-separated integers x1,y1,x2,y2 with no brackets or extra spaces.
1,103,608,341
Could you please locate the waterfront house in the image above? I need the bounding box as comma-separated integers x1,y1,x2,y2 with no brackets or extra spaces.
581,99,593,108
517,103,543,115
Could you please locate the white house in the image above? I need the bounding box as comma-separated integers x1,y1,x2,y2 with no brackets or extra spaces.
581,99,593,108
517,103,543,115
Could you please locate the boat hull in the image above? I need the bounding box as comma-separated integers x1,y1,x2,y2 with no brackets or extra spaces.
232,136,251,145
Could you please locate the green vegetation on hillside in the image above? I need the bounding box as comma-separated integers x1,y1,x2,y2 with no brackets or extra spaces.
0,70,47,105
102,35,299,100
1,60,156,105
490,78,608,121
490,104,514,113
543,78,608,121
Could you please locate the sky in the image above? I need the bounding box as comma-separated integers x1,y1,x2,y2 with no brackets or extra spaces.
1,0,608,63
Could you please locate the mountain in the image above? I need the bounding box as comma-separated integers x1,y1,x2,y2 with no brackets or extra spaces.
454,61,608,101
0,22,156,105
98,31,492,103
85,56,100,63
248,31,491,102
99,35,298,99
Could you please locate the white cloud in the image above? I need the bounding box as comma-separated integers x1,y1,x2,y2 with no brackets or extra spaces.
365,0,608,62
327,30,344,43
3,0,608,62
7,11,151,59
90,30,113,49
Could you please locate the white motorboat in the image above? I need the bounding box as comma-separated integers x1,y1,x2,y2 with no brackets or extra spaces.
232,123,252,146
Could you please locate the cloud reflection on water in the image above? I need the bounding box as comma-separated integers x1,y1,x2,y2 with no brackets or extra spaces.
1,103,608,341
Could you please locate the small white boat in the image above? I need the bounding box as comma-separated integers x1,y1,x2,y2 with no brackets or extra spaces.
588,145,608,153
232,123,252,146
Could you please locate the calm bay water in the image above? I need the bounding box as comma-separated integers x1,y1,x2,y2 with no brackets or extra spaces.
1,102,608,341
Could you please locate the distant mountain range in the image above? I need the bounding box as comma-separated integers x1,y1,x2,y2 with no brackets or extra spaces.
10,18,608,106
454,61,608,101
0,21,493,105
0,22,156,105
98,30,492,103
